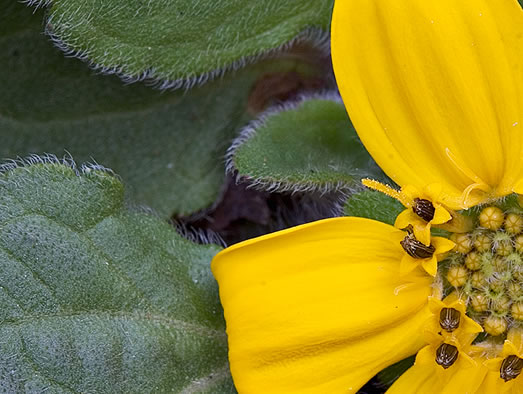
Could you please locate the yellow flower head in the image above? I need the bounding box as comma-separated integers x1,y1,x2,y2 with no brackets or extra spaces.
211,0,523,393
362,181,456,246
332,0,523,210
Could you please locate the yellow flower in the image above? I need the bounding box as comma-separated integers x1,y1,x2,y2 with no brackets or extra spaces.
211,1,523,393
362,180,454,246
332,0,523,210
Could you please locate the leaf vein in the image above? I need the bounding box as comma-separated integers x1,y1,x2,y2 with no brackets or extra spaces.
19,335,78,393
1,311,225,338
0,246,61,307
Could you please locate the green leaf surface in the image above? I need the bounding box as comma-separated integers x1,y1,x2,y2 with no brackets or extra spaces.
37,0,333,84
344,189,404,226
2,1,319,218
0,159,233,393
377,356,415,387
228,96,384,193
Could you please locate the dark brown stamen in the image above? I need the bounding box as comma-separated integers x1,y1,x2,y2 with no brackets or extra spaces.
439,308,461,332
413,198,436,222
400,233,435,259
500,355,523,382
435,343,459,369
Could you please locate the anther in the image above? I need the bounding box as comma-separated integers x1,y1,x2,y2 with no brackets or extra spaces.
413,198,435,222
500,355,523,382
439,308,461,332
489,278,505,294
481,252,495,277
465,252,481,271
493,256,508,272
506,252,522,266
484,315,508,336
470,271,486,288
400,233,435,259
447,265,468,288
450,233,472,254
505,213,523,235
511,303,523,321
479,206,504,230
508,282,522,300
515,235,523,253
492,296,511,314
474,233,492,253
435,343,459,369
494,239,513,257
470,293,489,312
515,268,523,282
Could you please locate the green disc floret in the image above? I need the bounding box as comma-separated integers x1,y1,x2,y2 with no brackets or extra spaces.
441,198,523,339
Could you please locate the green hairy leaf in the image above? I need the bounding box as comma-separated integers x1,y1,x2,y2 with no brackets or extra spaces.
0,159,233,393
344,189,404,226
2,0,321,218
35,0,333,85
377,356,415,387
228,95,384,193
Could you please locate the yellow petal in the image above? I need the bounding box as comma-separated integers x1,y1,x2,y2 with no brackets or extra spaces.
412,223,431,247
426,296,483,344
400,253,423,276
400,185,421,206
476,369,522,394
395,210,432,246
513,380,523,394
508,328,523,355
433,204,452,225
395,209,415,230
475,371,509,394
421,256,437,277
514,179,523,194
399,235,452,277
212,217,433,393
332,0,523,209
386,360,444,394
432,237,456,256
388,349,487,394
425,183,443,202
437,210,475,234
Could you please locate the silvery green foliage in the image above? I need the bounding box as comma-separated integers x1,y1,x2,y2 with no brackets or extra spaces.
26,0,332,88
344,189,404,226
3,0,325,218
227,94,384,194
0,158,234,393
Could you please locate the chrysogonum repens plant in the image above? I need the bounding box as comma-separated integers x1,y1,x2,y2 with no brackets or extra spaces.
5,0,523,392
212,1,523,393
1,0,392,392
0,0,342,392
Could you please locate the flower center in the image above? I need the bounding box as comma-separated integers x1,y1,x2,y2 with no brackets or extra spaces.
441,202,522,339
